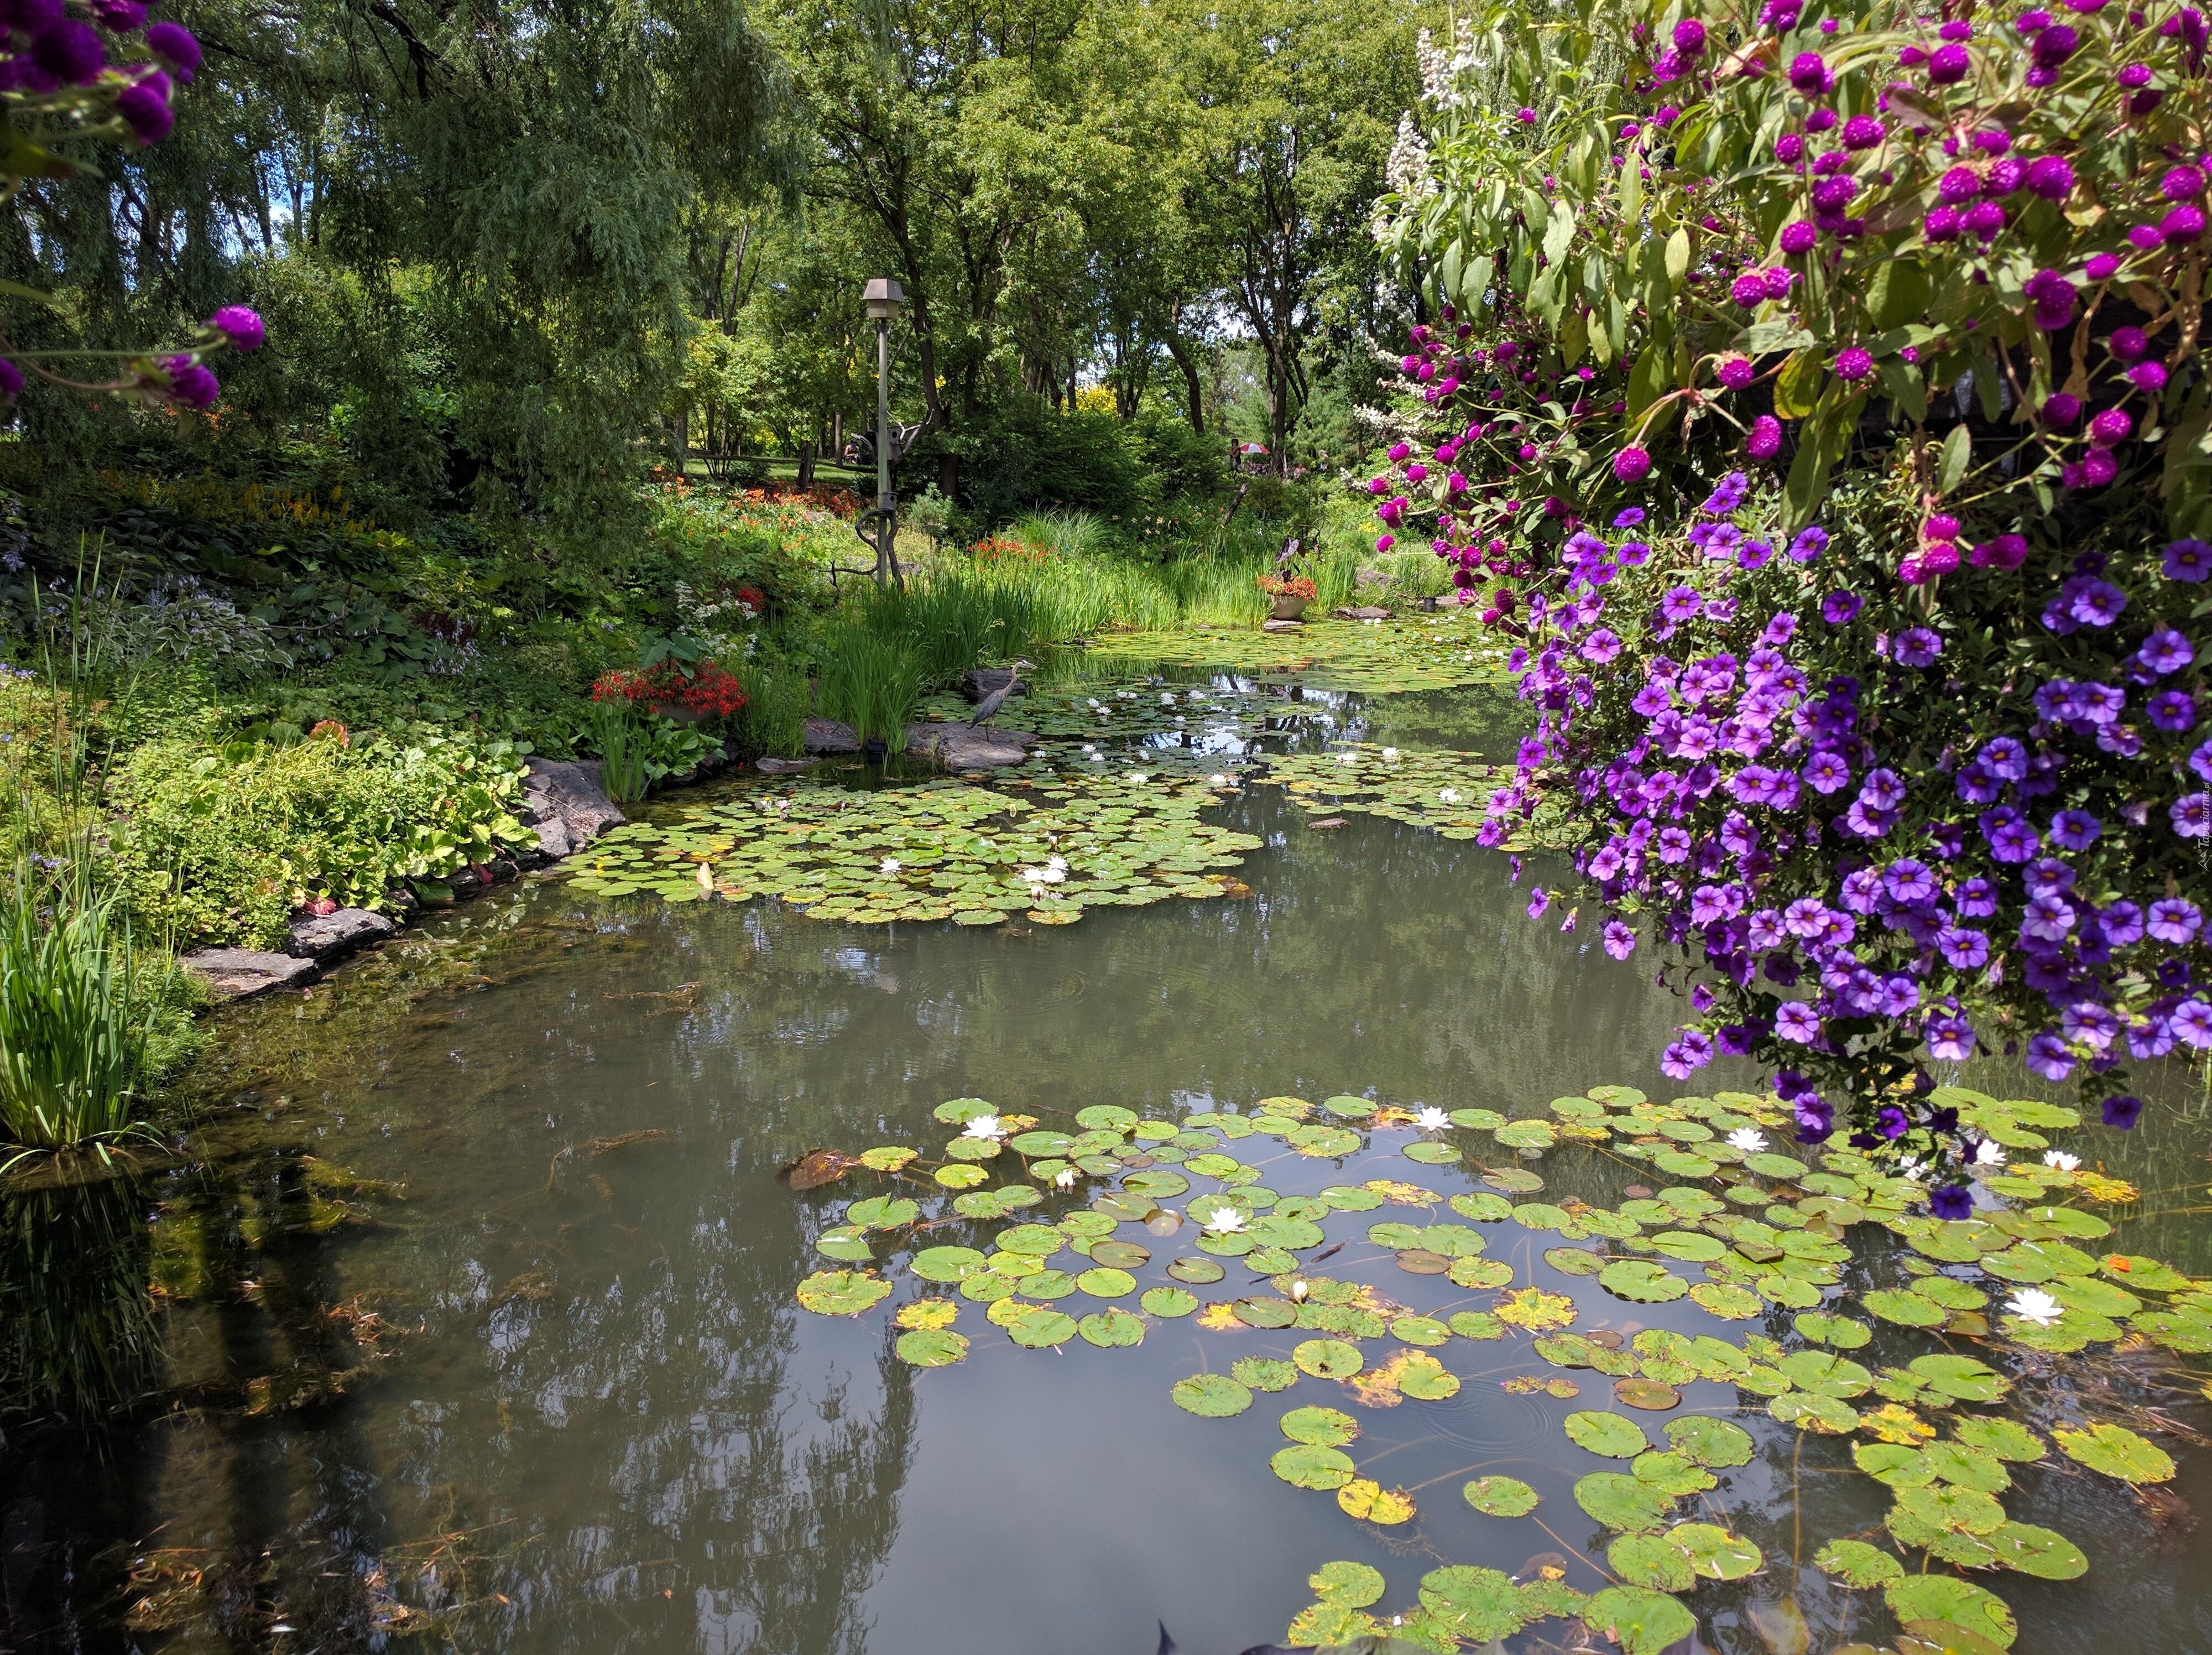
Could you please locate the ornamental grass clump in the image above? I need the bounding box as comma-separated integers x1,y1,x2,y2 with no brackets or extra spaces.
1362,0,2212,1199
0,854,156,1161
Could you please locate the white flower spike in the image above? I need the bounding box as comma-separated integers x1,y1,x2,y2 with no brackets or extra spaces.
1727,1127,1768,1153
2006,1287,2062,1327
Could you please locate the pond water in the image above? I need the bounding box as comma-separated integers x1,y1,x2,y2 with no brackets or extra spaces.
6,668,2212,1655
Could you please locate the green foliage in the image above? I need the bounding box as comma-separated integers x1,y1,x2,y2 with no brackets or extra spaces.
0,855,159,1154
817,630,924,751
103,730,532,949
731,663,811,760
587,701,652,806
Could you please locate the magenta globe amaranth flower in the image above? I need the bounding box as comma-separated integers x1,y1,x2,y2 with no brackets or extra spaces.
2163,205,2206,244
116,78,173,144
1841,114,1884,149
1717,353,1755,391
144,18,199,79
1927,42,1970,81
0,359,21,407
1613,446,1652,484
1780,221,1818,254
31,18,103,84
1787,50,1832,93
206,305,265,352
2089,407,2133,447
1746,414,1783,460
2165,163,2207,199
161,355,220,410
1673,17,1707,54
2043,391,2083,426
1833,347,1873,382
2026,155,2075,200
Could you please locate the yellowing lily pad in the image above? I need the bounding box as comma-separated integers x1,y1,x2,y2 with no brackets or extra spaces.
795,1270,892,1316
2053,1420,2176,1483
1335,1478,1415,1524
1463,1475,1540,1516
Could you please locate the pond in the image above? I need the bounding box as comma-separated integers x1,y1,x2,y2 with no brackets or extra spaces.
4,654,2211,1655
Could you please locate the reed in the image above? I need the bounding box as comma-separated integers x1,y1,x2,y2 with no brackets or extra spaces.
587,700,651,804
818,630,925,752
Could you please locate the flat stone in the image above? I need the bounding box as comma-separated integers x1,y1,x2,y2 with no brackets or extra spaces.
754,756,822,774
286,906,396,962
958,668,1030,704
1334,605,1392,621
183,948,316,1000
1261,618,1306,633
803,718,863,754
904,721,1035,770
523,758,624,855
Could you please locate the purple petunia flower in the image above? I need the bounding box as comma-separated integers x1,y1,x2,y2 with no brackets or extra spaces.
2049,809,2102,849
2164,539,2212,581
1603,919,1636,959
2149,897,2204,943
1893,627,1943,667
1775,1002,1821,1043
1929,1184,1974,1220
2175,793,2212,838
2137,627,2194,675
1936,926,1991,969
2151,689,2197,731
2172,999,2212,1048
1660,585,1703,623
1821,590,1863,623
1528,887,1550,919
1790,527,1830,563
2069,579,2128,626
2026,1031,2077,1079
2103,1093,2146,1128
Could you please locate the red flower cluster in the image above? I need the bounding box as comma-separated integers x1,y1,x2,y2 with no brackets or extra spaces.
591,661,749,717
1258,574,1318,600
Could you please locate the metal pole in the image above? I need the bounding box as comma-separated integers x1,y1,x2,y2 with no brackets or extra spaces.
875,317,895,589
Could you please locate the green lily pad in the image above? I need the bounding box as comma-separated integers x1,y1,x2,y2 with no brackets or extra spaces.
1123,1170,1189,1199
2054,1420,2176,1482
1449,1191,1514,1220
1607,1532,1695,1592
1078,1308,1145,1347
895,1328,970,1367
1293,1339,1364,1379
1088,1239,1151,1269
1403,1140,1460,1164
1271,1444,1358,1490
1232,1356,1299,1392
1308,1560,1386,1607
1581,1586,1695,1655
1986,1522,2088,1579
1321,1185,1386,1211
1614,1377,1681,1412
1909,1354,2010,1403
1281,1406,1360,1446
1864,1289,1948,1328
1650,1230,1726,1262
815,1229,874,1263
1923,1441,2010,1492
845,1195,919,1230
1390,1314,1452,1346
1463,1475,1540,1517
1770,1393,1860,1433
1599,1260,1688,1302
1234,1297,1297,1329
1076,1266,1136,1299
1793,1310,1872,1348
795,1270,892,1316
1564,1411,1651,1459
1882,1576,2017,1648
1574,1471,1675,1532
1396,1352,1461,1399
1893,1482,2008,1537
859,1147,917,1171
1778,1350,1872,1397
1545,1246,1607,1276
1140,1286,1199,1318
1629,1450,1716,1497
1688,1282,1761,1319
1663,1416,1752,1469
1166,1256,1225,1284
1417,1565,1530,1643
1814,1538,1904,1588
1006,1308,1078,1347
1955,1417,2046,1462
1171,1373,1254,1417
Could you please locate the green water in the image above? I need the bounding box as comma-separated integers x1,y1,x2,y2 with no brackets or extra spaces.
4,712,2212,1653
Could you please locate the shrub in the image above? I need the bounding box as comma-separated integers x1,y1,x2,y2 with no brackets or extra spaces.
104,729,533,948
1363,1,2212,1186
591,660,749,719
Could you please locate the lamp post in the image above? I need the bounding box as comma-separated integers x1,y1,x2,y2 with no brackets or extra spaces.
861,277,905,589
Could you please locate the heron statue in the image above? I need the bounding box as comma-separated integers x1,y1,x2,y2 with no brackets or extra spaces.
971,659,1035,726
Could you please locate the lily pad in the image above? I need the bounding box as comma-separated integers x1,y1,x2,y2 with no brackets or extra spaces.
1272,1444,1358,1490
1416,1565,1527,1642
1088,1239,1151,1269
1494,1287,1577,1331
1600,1260,1689,1302
1864,1289,1948,1328
1171,1373,1254,1417
2053,1421,2176,1483
1166,1256,1225,1284
1232,1356,1299,1392
1293,1338,1365,1379
1463,1475,1540,1517
1882,1576,2017,1648
1140,1286,1198,1318
1078,1308,1145,1347
1396,1352,1462,1400
1955,1417,2046,1462
1335,1479,1415,1524
1688,1281,1761,1319
1076,1266,1138,1299
1909,1354,2010,1403
1565,1411,1651,1459
1308,1560,1386,1607
1614,1377,1682,1411
1986,1522,2088,1579
1006,1308,1078,1347
1770,1393,1860,1434
795,1270,892,1316
1575,1471,1674,1532
895,1328,969,1367
1581,1586,1695,1655
1281,1406,1360,1446
1814,1538,1904,1588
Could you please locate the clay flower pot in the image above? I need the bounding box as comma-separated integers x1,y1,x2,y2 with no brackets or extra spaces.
1269,594,1310,621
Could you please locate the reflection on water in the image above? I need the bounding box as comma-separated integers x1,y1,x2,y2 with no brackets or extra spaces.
0,781,2208,1653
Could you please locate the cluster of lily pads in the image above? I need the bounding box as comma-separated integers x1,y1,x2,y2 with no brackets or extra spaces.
792,1081,2201,1653
562,772,1263,925
1262,744,1557,847
911,681,1320,746
1080,614,1506,694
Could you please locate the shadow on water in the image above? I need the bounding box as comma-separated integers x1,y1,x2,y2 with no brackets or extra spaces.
0,780,2209,1652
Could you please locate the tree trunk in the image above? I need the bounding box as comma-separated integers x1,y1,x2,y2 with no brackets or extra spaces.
1166,334,1204,435
797,441,816,492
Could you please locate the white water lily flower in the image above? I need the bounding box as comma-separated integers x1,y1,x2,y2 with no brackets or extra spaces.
2044,1148,2082,1172
1415,1106,1451,1131
1128,772,1149,783
1161,693,1177,705
1438,787,1462,803
2006,1287,2063,1327
1289,1278,1310,1303
1047,855,1068,873
1974,1138,2006,1168
1054,1167,1076,1189
1089,752,1105,762
1336,752,1359,765
1727,1127,1768,1153
961,1115,1006,1141
1209,773,1230,787
1029,883,1048,899
1199,1205,1248,1236
879,858,901,874
1087,698,1102,709
1381,747,1400,761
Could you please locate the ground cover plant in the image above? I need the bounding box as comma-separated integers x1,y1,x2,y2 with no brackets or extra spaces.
791,1077,2184,1653
1360,0,2212,1195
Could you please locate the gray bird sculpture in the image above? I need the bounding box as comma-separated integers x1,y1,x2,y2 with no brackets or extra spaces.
970,659,1035,726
